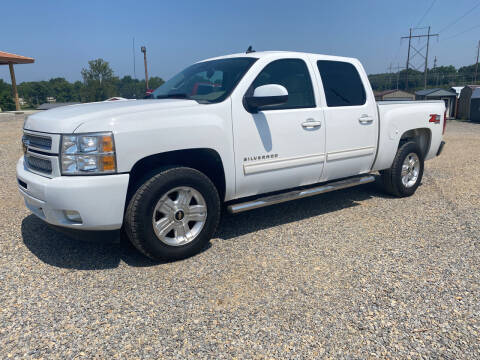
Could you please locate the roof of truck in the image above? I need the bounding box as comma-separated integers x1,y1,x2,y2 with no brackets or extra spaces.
201,51,358,63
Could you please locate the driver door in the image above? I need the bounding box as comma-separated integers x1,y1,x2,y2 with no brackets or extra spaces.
231,57,326,199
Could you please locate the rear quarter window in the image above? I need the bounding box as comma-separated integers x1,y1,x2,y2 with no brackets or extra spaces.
317,60,366,107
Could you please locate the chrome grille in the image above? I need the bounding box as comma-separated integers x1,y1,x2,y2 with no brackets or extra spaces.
23,134,52,151
25,154,52,174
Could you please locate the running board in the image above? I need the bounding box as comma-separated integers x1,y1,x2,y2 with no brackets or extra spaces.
227,175,375,214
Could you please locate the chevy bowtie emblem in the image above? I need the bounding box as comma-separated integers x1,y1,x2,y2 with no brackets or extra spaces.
174,210,185,221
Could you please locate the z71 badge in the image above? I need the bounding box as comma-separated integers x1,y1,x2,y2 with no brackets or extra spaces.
429,114,441,124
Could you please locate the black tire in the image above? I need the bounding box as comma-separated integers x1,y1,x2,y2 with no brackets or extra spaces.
380,141,424,197
124,166,221,260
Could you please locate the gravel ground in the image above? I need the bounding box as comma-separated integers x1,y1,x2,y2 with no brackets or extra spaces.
1,113,479,359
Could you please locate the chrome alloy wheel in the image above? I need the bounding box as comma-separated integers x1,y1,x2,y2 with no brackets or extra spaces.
152,186,207,246
401,153,420,188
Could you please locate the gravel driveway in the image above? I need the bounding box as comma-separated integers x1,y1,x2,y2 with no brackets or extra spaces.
1,113,479,359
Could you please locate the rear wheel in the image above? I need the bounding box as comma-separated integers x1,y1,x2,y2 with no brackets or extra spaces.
381,141,424,197
124,167,221,260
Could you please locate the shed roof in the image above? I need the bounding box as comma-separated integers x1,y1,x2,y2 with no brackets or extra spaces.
0,51,34,65
415,88,456,97
374,89,415,97
374,90,397,96
415,88,438,96
472,87,480,99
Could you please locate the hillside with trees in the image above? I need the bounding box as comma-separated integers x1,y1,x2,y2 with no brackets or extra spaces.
369,63,478,91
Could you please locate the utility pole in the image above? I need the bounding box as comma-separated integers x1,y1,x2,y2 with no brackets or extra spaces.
475,40,480,84
141,46,149,90
424,26,431,88
388,63,393,88
392,64,405,90
397,67,401,90
405,28,412,90
401,27,439,90
433,56,438,86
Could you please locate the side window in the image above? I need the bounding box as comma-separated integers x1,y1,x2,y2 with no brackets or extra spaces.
250,59,315,110
317,60,366,107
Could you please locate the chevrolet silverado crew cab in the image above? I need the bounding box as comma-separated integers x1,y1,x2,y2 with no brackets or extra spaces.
17,51,446,260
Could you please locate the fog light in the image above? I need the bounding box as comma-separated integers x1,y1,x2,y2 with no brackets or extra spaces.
64,210,82,223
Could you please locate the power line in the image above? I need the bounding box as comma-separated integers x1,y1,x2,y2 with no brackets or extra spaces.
443,24,480,41
416,0,437,27
438,0,480,34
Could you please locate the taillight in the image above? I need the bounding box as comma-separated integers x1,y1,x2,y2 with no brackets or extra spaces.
443,109,447,135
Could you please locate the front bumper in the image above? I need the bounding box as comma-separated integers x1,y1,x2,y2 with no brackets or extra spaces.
16,157,129,230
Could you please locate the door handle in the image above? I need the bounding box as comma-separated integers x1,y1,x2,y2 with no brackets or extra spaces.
359,115,374,124
302,120,322,129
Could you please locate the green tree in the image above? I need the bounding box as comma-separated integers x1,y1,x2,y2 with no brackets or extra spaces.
148,76,164,91
0,79,11,94
48,78,75,102
115,76,164,99
72,81,84,102
458,64,477,84
18,81,50,105
81,59,116,101
117,75,139,98
0,92,15,111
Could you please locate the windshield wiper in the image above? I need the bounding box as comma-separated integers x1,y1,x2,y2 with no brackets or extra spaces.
155,93,190,99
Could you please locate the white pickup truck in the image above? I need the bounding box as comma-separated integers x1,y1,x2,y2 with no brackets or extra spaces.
17,51,446,260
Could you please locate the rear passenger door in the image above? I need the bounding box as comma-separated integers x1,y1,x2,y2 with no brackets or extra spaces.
313,59,378,181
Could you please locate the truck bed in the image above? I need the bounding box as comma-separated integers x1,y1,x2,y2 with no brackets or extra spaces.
372,100,445,171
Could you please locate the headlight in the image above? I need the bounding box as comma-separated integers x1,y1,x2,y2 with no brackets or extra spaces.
60,132,116,175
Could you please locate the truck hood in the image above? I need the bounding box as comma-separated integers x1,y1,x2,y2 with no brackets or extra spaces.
24,99,200,133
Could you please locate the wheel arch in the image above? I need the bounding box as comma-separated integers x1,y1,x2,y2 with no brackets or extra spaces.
127,148,226,203
398,127,431,158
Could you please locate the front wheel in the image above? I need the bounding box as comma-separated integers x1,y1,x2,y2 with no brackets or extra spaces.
381,141,424,197
124,167,221,260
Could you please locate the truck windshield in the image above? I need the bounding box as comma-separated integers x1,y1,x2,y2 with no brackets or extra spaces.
151,57,257,103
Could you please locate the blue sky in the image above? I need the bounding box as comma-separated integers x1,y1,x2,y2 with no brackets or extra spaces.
1,0,479,84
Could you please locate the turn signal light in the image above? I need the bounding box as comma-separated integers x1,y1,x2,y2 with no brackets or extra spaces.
102,135,114,152
101,155,116,171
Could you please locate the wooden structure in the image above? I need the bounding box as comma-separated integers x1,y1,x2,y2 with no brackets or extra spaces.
415,88,458,119
0,51,34,111
470,88,480,122
458,85,480,120
374,89,415,101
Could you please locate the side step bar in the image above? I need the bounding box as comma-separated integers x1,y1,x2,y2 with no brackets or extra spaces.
227,175,375,214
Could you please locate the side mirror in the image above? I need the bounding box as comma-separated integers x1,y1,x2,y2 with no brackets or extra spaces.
245,84,288,112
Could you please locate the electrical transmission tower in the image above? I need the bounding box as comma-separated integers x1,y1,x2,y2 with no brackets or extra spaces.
401,26,439,90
